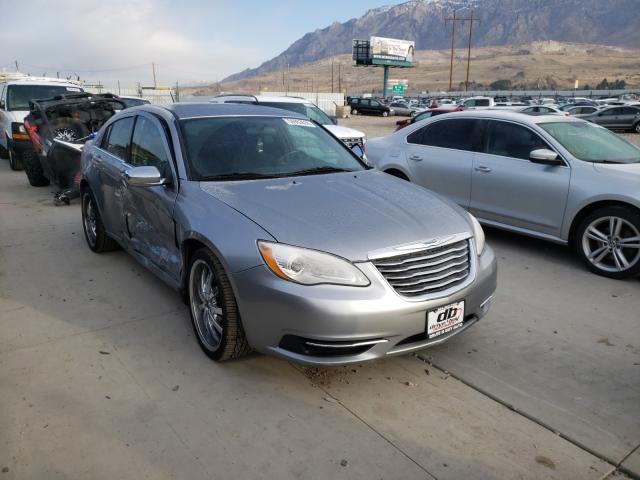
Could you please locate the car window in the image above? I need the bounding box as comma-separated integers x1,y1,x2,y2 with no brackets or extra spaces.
105,116,134,160
414,112,433,121
130,116,171,178
408,118,483,152
260,102,332,125
351,99,360,105
476,99,490,107
601,108,620,116
180,116,364,180
371,100,381,107
100,124,112,149
622,107,640,115
540,121,640,164
6,84,83,111
486,121,550,160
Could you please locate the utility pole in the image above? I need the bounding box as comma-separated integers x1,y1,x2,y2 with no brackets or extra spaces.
331,60,334,93
445,10,457,91
338,63,342,92
464,11,480,91
152,62,157,88
14,60,19,71
445,10,476,92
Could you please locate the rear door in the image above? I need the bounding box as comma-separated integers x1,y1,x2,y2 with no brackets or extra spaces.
620,107,640,129
124,113,180,280
470,120,570,237
595,107,622,128
404,118,483,208
98,116,135,240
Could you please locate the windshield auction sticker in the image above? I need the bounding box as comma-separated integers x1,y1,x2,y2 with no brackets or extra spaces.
283,118,315,128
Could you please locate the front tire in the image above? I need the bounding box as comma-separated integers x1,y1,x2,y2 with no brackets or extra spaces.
351,108,358,115
188,249,251,361
8,143,23,171
382,111,389,117
22,150,49,186
575,206,640,279
634,122,640,134
81,190,119,253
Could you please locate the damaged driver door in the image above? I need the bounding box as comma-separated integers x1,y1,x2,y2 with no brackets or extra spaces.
123,113,180,283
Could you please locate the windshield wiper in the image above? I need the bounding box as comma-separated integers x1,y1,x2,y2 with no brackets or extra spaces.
200,172,278,181
284,166,356,177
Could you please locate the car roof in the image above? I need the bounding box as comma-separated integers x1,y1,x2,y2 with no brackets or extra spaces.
2,78,81,87
158,102,309,120
442,109,582,125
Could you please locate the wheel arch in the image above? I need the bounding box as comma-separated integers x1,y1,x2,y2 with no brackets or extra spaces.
383,167,410,181
568,200,640,245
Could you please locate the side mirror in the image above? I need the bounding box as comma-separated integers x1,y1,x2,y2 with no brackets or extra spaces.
0,100,5,109
329,116,338,125
124,166,167,186
529,149,562,166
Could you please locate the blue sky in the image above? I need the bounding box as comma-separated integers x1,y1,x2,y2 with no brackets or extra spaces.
0,0,407,86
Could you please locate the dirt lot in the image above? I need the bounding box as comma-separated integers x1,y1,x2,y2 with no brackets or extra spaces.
1,125,639,479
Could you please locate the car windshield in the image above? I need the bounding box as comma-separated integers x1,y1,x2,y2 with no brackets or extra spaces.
540,122,640,164
260,102,333,125
180,116,365,181
7,84,82,111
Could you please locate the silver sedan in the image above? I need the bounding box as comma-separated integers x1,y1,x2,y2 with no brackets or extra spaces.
80,103,496,364
367,110,640,278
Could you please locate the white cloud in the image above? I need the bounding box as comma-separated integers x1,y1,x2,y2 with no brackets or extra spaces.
0,0,263,86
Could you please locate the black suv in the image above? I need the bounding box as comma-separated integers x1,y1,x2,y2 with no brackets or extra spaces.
349,98,393,117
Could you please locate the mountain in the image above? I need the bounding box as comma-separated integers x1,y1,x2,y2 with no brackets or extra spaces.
222,0,640,83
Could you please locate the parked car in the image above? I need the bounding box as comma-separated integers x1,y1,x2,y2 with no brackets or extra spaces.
566,106,599,116
23,93,125,203
211,95,366,150
395,106,465,131
389,101,417,117
80,103,496,364
580,106,640,133
117,96,151,109
460,97,494,109
0,76,83,170
519,105,568,116
349,97,394,117
367,111,640,278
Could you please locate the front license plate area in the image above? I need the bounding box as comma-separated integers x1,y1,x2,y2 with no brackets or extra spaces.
427,300,465,339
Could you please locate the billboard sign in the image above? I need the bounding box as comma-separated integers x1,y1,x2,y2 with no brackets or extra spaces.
370,37,415,67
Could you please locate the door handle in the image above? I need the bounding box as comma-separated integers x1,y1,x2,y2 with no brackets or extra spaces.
409,155,423,161
475,166,492,173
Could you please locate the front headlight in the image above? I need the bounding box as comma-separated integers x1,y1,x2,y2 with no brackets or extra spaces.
468,213,486,256
257,241,370,286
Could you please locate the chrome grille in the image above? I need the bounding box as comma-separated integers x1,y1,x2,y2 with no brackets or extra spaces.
372,239,471,298
341,137,364,149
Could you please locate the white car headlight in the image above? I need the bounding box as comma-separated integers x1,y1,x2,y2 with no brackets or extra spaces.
468,213,486,256
258,241,370,286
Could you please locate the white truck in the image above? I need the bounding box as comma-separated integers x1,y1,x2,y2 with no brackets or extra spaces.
0,75,83,170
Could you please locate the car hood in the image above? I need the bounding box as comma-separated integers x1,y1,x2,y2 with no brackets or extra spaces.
593,162,640,177
324,124,365,140
7,110,28,123
200,170,471,261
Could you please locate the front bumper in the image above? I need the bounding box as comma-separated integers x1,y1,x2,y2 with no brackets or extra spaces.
232,245,497,365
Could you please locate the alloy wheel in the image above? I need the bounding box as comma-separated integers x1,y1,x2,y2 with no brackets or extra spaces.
82,194,97,247
189,259,224,351
581,216,640,273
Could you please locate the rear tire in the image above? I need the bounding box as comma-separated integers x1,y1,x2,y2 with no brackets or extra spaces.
634,122,640,134
574,206,640,279
22,150,49,186
188,249,251,361
351,108,358,115
81,190,119,253
382,111,389,117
